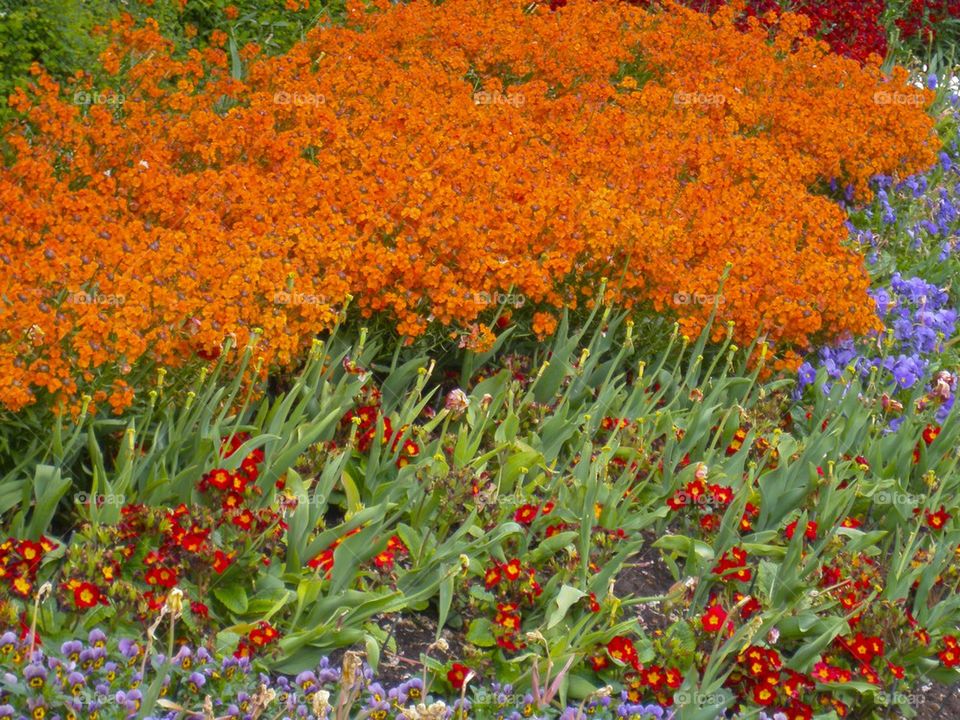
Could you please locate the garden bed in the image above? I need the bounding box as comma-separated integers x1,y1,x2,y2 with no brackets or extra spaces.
1,1,960,719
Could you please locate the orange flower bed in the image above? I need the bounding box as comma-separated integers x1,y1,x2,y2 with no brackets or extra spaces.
0,0,939,412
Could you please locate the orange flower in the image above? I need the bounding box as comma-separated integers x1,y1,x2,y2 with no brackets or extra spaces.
0,0,937,413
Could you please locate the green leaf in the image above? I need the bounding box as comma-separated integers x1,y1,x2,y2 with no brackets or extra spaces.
465,617,496,647
365,633,380,673
547,585,586,629
25,464,71,540
437,571,454,639
214,585,249,615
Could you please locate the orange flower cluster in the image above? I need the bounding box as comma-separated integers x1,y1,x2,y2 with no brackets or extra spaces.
0,0,939,412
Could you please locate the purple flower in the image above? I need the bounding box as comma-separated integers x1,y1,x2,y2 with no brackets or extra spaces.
61,640,83,659
118,638,139,659
187,671,206,692
296,670,319,694
24,664,46,689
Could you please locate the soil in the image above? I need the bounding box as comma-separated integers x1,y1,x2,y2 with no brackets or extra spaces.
374,612,467,686
613,541,678,636
912,683,960,719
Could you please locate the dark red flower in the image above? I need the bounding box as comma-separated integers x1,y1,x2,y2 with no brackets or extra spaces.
447,662,471,689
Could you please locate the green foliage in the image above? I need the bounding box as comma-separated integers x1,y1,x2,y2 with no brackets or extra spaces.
0,0,115,123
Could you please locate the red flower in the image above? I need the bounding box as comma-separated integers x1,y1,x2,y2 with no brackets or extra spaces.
641,664,664,690
234,639,252,659
514,504,539,525
606,635,638,667
179,531,208,553
386,535,407,553
17,540,44,568
373,550,395,570
701,604,727,633
496,634,523,652
232,509,255,530
684,480,706,503
74,582,103,609
204,468,233,491
926,506,951,531
447,662,471,690
191,601,209,618
143,591,167,611
396,440,420,468
213,550,234,574
735,593,761,618
666,491,686,511
494,603,521,632
249,621,280,648
740,503,759,532
752,684,776,706
726,427,747,455
503,558,522,581
709,484,733,505
484,564,502,588
222,492,244,510
8,574,31,597
601,417,629,431
589,654,609,671
307,549,335,575
541,501,555,515
144,566,178,588
940,645,960,667
699,513,720,532
785,520,817,541
230,473,249,493
545,522,570,538
847,632,876,662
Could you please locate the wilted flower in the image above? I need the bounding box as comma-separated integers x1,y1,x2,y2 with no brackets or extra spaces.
444,389,470,415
